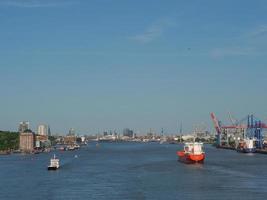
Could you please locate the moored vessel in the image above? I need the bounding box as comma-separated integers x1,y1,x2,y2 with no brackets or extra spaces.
237,138,256,153
48,154,60,170
67,145,75,151
177,142,205,164
59,146,66,151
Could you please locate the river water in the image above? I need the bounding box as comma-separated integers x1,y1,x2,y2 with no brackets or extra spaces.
0,142,267,200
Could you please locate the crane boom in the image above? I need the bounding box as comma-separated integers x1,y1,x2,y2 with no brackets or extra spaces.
210,112,221,134
228,111,238,126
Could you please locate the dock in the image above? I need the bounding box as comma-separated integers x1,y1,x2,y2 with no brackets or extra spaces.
255,149,267,154
217,145,267,154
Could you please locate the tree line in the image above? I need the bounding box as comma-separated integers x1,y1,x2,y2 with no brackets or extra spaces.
0,131,19,151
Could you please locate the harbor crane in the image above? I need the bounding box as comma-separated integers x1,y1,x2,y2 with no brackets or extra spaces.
210,112,267,148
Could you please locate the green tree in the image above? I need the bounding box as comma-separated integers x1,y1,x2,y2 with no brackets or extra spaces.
0,131,19,151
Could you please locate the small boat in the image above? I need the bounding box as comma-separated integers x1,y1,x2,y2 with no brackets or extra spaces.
74,144,80,149
67,145,75,151
48,154,60,170
59,146,65,151
177,142,205,164
237,138,256,153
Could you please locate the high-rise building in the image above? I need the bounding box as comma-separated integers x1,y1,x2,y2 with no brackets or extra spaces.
18,121,29,133
123,128,134,138
47,126,51,136
19,129,35,152
37,124,48,136
68,128,75,136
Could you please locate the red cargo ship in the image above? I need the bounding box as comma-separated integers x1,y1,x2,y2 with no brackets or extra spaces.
177,142,205,164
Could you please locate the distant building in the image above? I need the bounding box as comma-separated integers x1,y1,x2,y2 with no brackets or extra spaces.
147,132,153,138
18,121,29,133
196,131,210,138
35,135,50,148
114,131,118,136
147,128,154,138
68,128,75,136
64,135,76,145
19,130,35,152
37,124,48,136
181,134,195,142
123,128,134,138
47,126,51,136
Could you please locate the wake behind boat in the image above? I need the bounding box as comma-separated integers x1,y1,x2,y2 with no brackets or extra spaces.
177,142,205,164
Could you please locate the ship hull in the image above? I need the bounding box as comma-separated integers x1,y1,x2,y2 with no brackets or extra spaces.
47,166,59,170
237,148,256,153
177,151,205,164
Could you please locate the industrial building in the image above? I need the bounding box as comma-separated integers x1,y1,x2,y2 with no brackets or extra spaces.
19,130,35,153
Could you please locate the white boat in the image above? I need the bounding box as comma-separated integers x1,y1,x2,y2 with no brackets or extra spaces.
67,145,75,151
237,138,256,153
48,154,60,170
74,144,80,149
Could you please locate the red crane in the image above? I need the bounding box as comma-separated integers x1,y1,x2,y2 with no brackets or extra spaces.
210,113,221,134
210,113,267,131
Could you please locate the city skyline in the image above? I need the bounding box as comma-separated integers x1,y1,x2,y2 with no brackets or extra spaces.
1,0,267,133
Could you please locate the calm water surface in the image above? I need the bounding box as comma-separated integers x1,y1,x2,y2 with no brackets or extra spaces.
0,143,267,200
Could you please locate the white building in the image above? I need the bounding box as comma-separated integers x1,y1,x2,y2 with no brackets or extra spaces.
37,124,48,136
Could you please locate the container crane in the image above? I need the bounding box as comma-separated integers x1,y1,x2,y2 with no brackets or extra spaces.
211,112,267,149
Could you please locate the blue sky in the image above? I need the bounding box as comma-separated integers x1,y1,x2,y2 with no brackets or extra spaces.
0,0,267,134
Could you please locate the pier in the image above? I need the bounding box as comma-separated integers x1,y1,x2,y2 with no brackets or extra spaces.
217,145,267,154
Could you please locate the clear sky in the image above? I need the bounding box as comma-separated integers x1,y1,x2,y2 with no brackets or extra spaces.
0,0,267,134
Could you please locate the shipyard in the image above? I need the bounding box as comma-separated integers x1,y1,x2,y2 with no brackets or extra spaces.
211,113,267,154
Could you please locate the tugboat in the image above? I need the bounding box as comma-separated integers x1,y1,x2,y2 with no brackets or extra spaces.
177,142,205,164
48,154,60,170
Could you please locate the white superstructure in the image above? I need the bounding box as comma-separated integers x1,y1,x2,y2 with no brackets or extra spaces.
48,154,59,169
243,138,255,150
184,142,204,155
